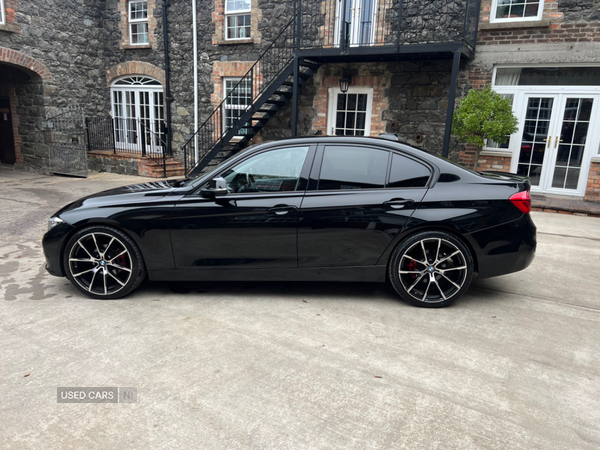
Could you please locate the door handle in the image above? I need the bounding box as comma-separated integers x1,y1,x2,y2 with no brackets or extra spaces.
267,205,297,215
554,136,563,148
383,199,414,209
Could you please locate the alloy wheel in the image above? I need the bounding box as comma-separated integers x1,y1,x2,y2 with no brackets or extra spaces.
398,237,468,304
68,232,133,296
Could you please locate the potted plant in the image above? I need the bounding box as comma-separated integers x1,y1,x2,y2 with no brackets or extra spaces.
452,85,518,171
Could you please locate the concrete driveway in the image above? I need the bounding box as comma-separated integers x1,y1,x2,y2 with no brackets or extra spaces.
1,168,599,449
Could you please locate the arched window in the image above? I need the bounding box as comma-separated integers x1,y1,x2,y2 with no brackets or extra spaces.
111,76,164,153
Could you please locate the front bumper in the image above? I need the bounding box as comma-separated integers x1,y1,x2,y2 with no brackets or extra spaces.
42,221,75,277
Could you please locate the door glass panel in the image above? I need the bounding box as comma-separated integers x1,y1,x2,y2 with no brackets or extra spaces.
318,146,388,190
552,98,592,189
220,146,309,193
518,97,554,186
388,154,430,188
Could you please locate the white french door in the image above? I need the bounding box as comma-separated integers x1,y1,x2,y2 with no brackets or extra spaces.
112,88,164,154
511,93,600,196
334,0,378,46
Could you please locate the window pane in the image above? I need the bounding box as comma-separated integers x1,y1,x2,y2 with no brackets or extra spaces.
388,154,430,188
130,1,148,20
226,14,251,39
221,147,309,193
318,146,388,190
131,23,149,44
495,0,540,20
226,0,250,12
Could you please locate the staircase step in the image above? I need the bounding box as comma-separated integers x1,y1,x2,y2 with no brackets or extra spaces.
300,61,320,71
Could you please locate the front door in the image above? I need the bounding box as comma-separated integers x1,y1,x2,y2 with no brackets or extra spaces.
513,94,599,195
0,98,16,165
335,0,378,47
170,145,313,270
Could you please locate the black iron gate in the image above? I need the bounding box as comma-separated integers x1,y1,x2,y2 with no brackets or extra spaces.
44,106,87,178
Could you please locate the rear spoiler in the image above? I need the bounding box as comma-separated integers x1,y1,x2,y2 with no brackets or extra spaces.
477,171,531,191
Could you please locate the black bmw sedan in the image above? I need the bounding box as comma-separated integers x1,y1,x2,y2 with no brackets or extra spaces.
42,136,536,307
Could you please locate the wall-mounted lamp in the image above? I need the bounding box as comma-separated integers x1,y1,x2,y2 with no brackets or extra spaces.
339,74,351,94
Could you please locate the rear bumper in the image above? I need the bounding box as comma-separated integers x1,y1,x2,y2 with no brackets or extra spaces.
468,214,536,280
42,222,75,277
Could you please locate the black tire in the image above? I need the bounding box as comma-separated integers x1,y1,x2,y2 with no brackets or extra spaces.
63,225,146,299
388,231,473,308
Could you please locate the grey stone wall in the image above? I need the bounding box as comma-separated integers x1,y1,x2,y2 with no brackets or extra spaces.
559,0,600,22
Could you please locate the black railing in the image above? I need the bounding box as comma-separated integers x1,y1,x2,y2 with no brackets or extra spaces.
295,0,480,51
182,19,296,175
86,117,168,177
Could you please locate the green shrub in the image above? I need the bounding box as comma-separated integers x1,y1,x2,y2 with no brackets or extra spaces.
452,85,518,147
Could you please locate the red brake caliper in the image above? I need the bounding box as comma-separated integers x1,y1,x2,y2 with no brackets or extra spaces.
407,260,418,279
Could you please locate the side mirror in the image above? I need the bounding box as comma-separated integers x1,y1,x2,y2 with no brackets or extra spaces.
201,177,228,198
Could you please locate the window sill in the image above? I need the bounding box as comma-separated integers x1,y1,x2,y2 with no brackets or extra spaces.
591,156,600,163
480,149,512,157
480,19,550,30
217,39,254,45
0,23,19,33
122,44,153,50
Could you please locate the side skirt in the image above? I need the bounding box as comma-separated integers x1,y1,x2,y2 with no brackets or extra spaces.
148,266,387,283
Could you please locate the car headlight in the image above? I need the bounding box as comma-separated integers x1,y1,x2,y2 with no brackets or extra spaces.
48,216,65,231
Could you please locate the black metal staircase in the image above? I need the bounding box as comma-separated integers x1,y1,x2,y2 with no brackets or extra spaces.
183,20,321,177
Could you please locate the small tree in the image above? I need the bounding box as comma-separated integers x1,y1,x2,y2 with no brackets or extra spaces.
452,85,518,170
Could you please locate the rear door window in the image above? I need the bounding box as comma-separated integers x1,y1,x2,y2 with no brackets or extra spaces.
388,153,431,188
318,146,389,190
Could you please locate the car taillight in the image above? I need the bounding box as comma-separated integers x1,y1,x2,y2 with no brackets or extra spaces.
510,191,531,214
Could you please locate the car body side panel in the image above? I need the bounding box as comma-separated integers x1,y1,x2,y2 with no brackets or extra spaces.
298,189,427,268
46,192,184,273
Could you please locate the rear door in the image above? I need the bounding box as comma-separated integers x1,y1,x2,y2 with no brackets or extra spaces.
298,145,431,268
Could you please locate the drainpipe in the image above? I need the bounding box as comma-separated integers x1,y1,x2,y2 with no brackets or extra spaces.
162,0,173,156
192,0,198,162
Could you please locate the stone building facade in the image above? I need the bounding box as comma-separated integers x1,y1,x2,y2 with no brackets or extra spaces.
0,0,599,202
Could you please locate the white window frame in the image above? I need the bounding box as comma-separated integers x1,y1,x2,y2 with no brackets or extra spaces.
490,0,544,23
0,0,6,26
110,76,164,153
327,87,373,137
224,0,251,41
129,0,149,45
223,77,252,135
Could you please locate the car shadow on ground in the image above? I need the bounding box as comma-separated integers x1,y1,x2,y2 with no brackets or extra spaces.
123,278,508,308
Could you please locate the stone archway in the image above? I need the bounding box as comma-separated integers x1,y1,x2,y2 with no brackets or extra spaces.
0,47,52,82
106,62,165,86
0,48,53,168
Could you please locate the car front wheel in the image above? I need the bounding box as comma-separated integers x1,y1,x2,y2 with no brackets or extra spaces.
389,231,473,308
63,226,146,299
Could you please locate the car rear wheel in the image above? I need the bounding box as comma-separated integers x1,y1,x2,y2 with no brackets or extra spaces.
389,231,473,308
63,226,146,299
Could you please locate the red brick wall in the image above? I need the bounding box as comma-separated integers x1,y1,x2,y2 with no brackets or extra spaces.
477,22,600,46
0,0,20,33
585,161,600,203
